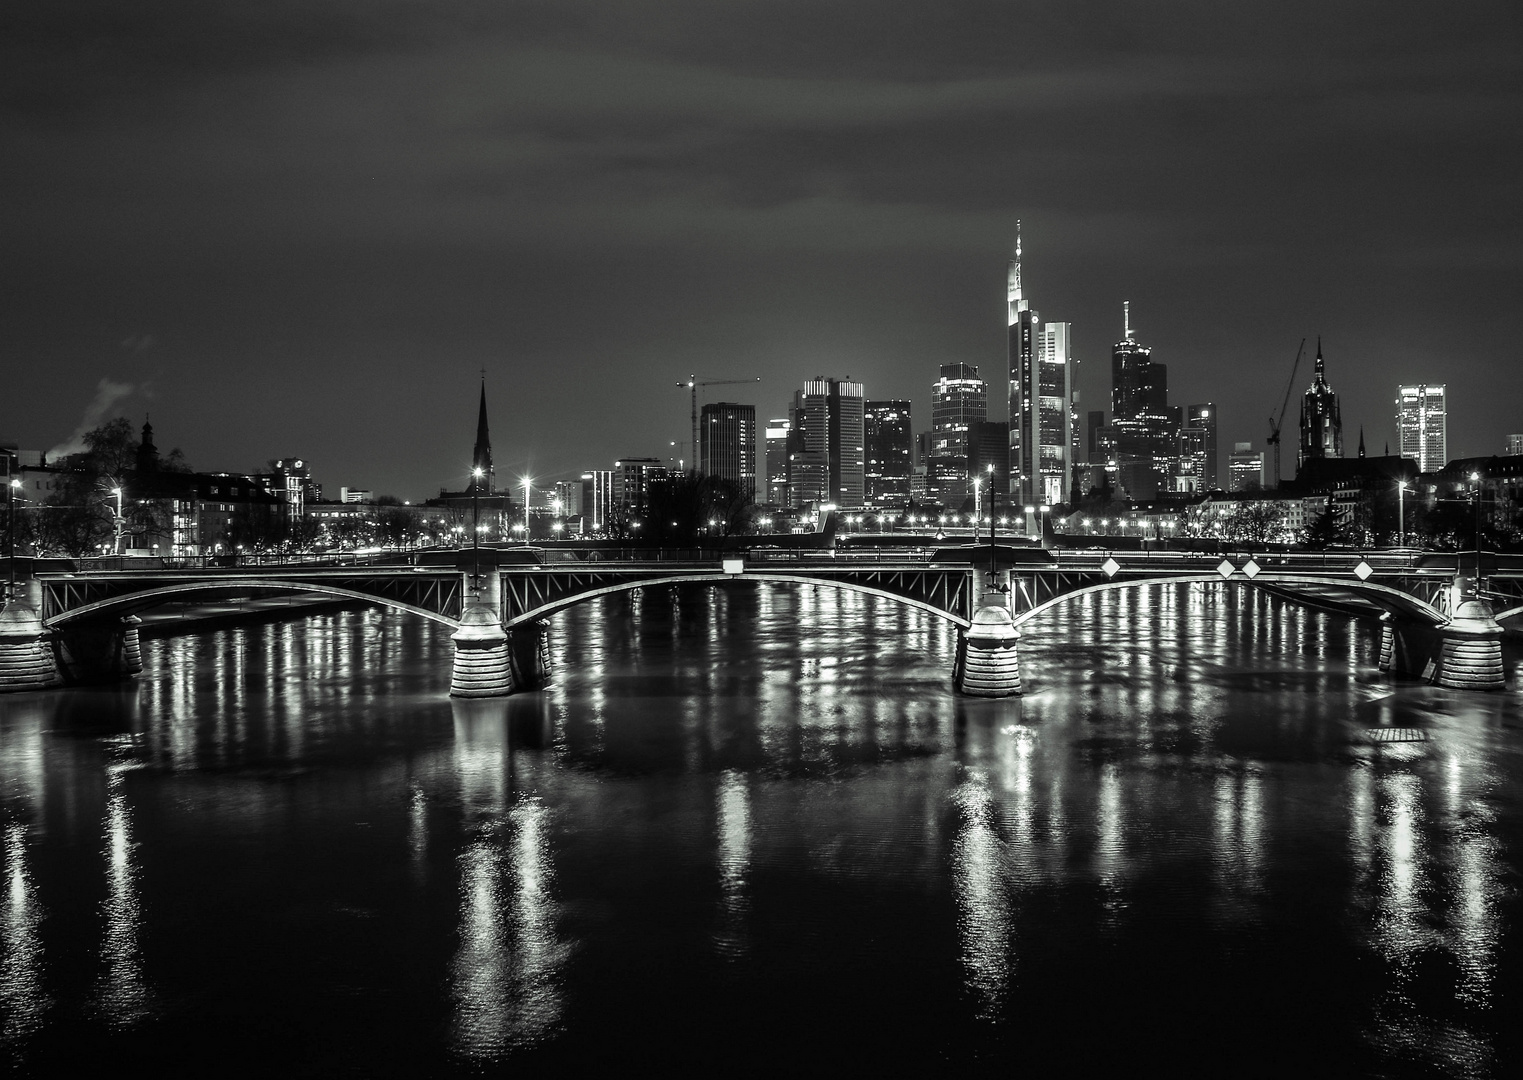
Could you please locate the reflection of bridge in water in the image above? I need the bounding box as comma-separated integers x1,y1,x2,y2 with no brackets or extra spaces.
2,548,1518,696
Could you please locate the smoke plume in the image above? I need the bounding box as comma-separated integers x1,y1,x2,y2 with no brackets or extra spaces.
46,378,136,460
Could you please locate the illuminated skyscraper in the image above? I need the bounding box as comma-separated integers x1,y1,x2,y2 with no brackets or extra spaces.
764,418,791,506
1298,339,1343,470
699,402,756,501
1007,223,1074,504
928,363,986,501
1509,434,1523,457
1186,403,1218,489
1395,384,1446,472
792,378,865,509
864,400,913,507
1106,303,1177,500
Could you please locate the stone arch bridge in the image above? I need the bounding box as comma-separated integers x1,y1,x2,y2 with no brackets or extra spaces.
1,549,1516,696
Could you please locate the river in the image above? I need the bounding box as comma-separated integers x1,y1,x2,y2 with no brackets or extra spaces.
1,582,1520,1076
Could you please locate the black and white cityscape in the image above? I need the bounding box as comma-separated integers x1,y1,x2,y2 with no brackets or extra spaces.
3,3,1523,1076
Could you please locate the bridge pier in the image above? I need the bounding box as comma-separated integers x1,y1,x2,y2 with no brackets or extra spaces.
450,601,512,697
508,621,553,692
955,603,1021,697
0,586,61,692
1382,601,1506,691
51,615,145,685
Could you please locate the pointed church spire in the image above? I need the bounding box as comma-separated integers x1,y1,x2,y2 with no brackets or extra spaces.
1314,336,1325,382
1358,426,1366,458
472,376,494,494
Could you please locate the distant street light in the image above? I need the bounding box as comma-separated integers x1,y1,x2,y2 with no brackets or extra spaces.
111,486,123,554
1396,479,1408,548
522,477,533,545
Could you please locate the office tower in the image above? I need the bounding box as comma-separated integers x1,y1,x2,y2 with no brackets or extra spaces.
1229,442,1265,492
968,421,1010,505
864,400,913,507
928,363,987,502
1006,223,1075,504
1107,303,1177,500
1396,384,1447,472
699,402,756,501
764,418,791,506
613,458,666,516
1509,434,1523,457
552,480,581,517
1187,403,1218,488
1298,338,1343,470
581,470,612,531
471,377,494,493
792,378,865,509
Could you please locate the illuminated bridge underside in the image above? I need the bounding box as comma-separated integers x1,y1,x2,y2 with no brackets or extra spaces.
1011,574,1448,629
39,573,464,629
500,567,974,628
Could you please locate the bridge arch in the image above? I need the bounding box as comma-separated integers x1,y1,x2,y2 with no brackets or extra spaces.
504,572,972,629
1496,603,1523,625
42,580,461,630
1010,574,1447,629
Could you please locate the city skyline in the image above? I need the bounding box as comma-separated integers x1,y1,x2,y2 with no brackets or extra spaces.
3,2,1520,498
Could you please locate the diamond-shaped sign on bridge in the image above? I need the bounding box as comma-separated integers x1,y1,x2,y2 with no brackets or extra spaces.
1354,560,1373,581
1102,557,1120,578
1243,559,1261,579
1216,559,1235,579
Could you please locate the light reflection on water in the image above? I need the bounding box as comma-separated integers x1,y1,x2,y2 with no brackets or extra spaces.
0,583,1516,1074
96,757,154,1028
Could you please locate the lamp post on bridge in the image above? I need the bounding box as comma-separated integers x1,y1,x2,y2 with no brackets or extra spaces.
7,478,20,603
1396,479,1407,548
1471,470,1484,596
471,467,483,593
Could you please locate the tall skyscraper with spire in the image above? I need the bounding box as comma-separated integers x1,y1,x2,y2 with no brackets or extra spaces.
1007,222,1074,504
472,378,495,493
1105,302,1177,499
1297,339,1343,471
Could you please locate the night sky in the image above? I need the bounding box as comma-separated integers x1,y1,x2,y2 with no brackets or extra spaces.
4,1,1521,500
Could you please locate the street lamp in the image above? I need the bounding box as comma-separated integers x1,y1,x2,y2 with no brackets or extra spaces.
1396,479,1408,548
7,478,20,602
111,487,124,557
522,477,532,544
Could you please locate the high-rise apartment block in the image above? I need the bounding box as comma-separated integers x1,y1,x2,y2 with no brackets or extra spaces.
928,363,987,502
864,400,913,507
1298,339,1343,471
1509,434,1523,457
1228,442,1265,492
1395,384,1447,472
791,378,865,510
581,470,612,531
613,458,666,516
699,402,756,501
1006,223,1075,505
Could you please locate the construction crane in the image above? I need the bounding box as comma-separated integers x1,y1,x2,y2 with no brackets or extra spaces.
1266,338,1305,489
677,375,761,473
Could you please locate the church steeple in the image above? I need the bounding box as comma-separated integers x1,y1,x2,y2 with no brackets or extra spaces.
1298,335,1343,471
136,414,159,474
471,377,494,494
